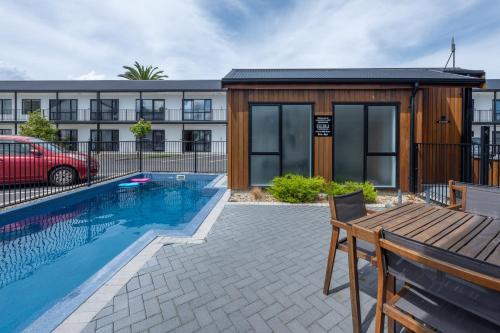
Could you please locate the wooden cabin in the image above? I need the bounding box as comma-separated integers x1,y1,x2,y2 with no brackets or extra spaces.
222,68,485,192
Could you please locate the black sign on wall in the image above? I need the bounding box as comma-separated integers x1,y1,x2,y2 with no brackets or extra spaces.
314,115,333,137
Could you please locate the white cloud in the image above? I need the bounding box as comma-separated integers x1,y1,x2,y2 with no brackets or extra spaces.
0,0,498,79
71,70,106,80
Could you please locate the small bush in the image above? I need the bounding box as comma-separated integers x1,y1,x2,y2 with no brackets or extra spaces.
268,174,325,203
324,181,377,203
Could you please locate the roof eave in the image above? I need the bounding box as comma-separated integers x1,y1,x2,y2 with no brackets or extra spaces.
222,77,485,86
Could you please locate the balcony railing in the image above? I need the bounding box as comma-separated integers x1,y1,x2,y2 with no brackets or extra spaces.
473,109,500,123
0,108,227,122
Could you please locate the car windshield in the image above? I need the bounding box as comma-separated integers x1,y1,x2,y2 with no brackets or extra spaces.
30,138,67,153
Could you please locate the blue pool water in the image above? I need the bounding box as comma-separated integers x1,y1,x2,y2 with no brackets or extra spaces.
0,173,221,333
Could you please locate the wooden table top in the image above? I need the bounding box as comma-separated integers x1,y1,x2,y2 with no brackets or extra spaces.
351,203,500,266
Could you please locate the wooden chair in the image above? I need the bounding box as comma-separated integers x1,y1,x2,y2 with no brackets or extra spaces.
373,228,500,333
323,190,376,295
449,180,500,218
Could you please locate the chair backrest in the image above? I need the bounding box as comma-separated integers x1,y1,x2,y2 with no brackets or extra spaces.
328,190,367,223
450,180,500,218
378,230,500,326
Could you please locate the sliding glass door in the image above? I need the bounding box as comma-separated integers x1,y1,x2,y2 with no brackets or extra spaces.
334,104,398,188
250,104,312,186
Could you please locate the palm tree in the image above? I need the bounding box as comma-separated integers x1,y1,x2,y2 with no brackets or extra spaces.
118,61,168,80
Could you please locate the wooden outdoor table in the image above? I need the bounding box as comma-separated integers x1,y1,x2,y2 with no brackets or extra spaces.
345,202,500,333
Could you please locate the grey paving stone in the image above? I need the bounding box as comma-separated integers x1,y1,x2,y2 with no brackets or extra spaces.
81,205,381,333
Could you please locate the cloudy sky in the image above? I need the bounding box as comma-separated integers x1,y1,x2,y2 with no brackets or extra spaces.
1,0,499,80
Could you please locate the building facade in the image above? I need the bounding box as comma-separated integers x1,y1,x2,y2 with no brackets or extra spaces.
472,79,500,144
222,68,485,192
0,80,227,152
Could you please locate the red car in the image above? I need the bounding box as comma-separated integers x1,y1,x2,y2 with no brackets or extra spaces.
0,135,98,186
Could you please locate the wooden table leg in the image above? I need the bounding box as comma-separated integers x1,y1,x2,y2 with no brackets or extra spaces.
347,230,362,333
386,273,396,333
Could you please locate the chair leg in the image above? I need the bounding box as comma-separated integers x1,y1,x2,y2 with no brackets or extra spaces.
386,274,396,333
347,230,362,333
374,260,386,333
323,226,340,295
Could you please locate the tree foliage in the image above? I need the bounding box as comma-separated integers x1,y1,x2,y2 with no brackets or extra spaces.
118,61,168,80
129,119,152,139
19,111,59,141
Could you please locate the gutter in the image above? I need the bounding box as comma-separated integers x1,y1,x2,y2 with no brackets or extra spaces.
409,82,419,193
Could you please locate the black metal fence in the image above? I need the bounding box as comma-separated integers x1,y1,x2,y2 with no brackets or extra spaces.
0,140,226,208
415,141,500,204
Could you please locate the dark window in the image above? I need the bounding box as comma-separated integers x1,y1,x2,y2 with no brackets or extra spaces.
183,99,212,121
91,99,119,121
183,130,212,152
137,130,165,151
249,104,312,186
0,129,12,135
58,129,78,151
0,100,12,118
334,104,398,188
22,99,41,114
49,99,78,121
90,129,119,151
135,99,165,121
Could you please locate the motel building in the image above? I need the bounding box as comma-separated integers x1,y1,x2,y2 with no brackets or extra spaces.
0,80,227,153
472,79,500,145
222,68,485,192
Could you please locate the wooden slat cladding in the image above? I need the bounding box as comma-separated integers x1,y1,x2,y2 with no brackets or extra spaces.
226,85,464,191
420,87,463,143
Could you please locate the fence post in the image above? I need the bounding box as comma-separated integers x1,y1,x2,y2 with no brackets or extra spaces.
480,126,490,185
87,140,92,186
194,140,198,173
139,138,143,172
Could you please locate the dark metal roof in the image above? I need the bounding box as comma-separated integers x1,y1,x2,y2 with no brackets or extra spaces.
474,79,500,91
0,80,222,92
222,68,485,85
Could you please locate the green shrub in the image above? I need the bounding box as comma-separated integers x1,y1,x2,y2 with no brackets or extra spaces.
324,181,377,203
268,174,325,203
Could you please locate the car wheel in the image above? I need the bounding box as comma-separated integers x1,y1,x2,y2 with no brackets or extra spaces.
49,167,77,186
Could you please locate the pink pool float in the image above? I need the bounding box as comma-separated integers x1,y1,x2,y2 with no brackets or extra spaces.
130,177,151,183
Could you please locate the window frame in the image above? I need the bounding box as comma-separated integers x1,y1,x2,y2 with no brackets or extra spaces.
137,129,165,152
332,102,400,189
135,99,165,121
182,130,212,152
22,99,41,115
0,99,12,116
49,99,78,121
183,99,213,121
90,99,120,121
248,103,314,187
90,129,119,151
58,129,79,151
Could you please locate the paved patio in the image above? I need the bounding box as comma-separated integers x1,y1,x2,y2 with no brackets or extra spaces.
82,204,379,333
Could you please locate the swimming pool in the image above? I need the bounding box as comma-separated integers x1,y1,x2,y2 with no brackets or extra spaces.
0,173,225,333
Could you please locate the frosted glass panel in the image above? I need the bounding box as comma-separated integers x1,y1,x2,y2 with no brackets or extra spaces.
334,105,364,182
282,105,312,176
368,106,396,153
250,155,280,186
367,156,396,187
251,106,279,152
